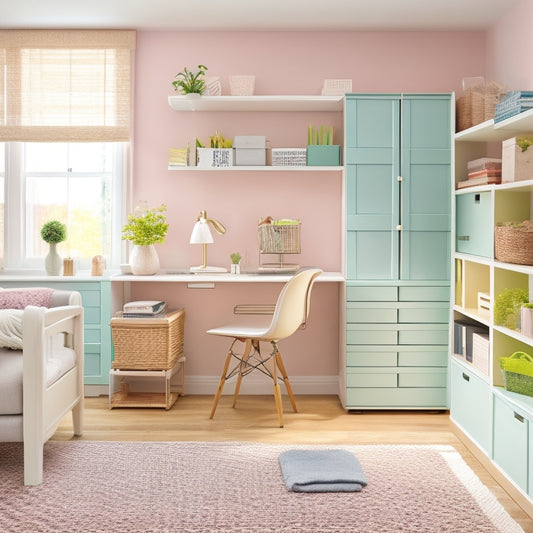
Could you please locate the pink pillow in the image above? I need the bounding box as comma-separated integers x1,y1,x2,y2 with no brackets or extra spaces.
0,288,54,309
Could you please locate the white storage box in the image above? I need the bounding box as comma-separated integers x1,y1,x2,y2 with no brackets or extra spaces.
271,148,307,166
472,332,490,376
502,137,533,182
233,136,266,166
197,148,234,168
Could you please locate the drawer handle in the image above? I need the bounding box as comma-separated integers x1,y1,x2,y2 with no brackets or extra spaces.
457,235,470,241
462,372,470,382
514,412,525,423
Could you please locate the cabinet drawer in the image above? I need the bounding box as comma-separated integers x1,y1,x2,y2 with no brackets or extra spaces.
84,328,102,343
346,302,397,323
346,347,398,367
456,192,492,258
493,394,529,492
398,302,449,323
398,347,448,367
450,360,491,452
346,387,447,408
346,325,397,345
346,370,397,388
398,369,447,388
399,286,449,302
346,286,398,302
398,324,448,345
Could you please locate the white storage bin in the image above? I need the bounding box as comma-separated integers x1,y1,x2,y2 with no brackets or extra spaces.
233,136,266,166
502,137,533,182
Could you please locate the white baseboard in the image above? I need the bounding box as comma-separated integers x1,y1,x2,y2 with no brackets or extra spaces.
85,375,339,397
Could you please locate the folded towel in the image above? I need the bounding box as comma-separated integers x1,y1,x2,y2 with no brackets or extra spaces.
278,449,367,493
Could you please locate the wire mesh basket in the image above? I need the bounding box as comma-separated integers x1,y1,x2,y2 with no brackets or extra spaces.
258,222,301,254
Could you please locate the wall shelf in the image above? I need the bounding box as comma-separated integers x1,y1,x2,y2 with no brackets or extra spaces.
168,95,344,112
167,165,344,171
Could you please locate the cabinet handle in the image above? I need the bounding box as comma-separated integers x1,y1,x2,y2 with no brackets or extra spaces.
457,235,470,241
462,372,470,382
514,412,525,423
396,225,402,231
397,176,403,182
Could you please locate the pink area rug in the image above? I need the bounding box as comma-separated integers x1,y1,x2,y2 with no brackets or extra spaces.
0,442,524,533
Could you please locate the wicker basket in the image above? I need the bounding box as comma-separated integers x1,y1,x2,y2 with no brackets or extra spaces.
499,351,533,398
111,309,185,370
258,222,301,254
494,223,533,265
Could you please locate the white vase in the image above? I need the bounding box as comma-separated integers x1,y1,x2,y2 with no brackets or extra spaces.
231,263,241,274
44,243,62,276
130,245,160,276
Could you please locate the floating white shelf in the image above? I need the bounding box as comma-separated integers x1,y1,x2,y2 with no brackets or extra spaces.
168,94,344,112
167,165,343,172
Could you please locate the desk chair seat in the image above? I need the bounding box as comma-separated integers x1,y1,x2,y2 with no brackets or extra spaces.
206,268,322,427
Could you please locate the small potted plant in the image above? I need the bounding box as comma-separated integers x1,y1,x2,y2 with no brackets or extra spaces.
40,220,66,275
172,64,208,95
230,252,242,274
121,203,169,275
306,125,340,166
196,131,234,167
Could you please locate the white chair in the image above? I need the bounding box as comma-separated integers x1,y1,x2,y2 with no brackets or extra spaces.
207,268,322,427
0,288,84,485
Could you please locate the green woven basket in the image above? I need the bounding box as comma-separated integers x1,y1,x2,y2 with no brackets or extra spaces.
499,351,533,398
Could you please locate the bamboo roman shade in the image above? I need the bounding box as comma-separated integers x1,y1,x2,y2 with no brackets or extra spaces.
0,30,135,142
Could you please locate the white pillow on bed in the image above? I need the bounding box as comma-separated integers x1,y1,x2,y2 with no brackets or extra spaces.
0,309,23,350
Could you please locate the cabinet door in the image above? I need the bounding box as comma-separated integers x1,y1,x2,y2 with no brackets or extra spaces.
400,95,451,281
493,394,529,493
345,95,400,280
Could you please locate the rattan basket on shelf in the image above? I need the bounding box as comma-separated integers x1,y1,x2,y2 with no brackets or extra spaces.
495,223,533,265
111,309,185,370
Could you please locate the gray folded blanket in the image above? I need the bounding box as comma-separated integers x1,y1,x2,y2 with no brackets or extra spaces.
278,449,367,492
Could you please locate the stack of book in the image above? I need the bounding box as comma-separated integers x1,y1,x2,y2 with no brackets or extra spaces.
494,91,533,123
457,157,502,189
122,300,167,318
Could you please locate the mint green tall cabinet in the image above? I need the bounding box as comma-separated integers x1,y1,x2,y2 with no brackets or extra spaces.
343,93,452,409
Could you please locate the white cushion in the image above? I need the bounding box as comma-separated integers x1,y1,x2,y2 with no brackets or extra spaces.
0,346,76,416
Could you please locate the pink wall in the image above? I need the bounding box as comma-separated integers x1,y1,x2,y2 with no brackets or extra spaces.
132,30,486,384
486,0,533,89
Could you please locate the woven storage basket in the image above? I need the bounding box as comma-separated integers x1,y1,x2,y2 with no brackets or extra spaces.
494,223,533,265
499,351,533,398
258,223,301,254
456,89,485,131
111,309,185,370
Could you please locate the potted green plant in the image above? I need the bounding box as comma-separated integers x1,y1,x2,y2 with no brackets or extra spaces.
40,220,66,275
196,131,234,167
121,203,168,275
306,125,340,166
494,288,528,330
172,64,208,95
230,252,242,274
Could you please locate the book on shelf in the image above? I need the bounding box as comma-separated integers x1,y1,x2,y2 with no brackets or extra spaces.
467,157,502,172
457,175,502,189
468,169,502,179
123,300,167,315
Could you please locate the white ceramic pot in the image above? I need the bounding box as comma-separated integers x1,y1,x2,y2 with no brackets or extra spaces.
44,243,62,276
130,244,160,276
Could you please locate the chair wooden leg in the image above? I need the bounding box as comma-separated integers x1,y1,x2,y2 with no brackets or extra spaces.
209,348,233,419
265,352,284,427
232,339,252,408
274,347,298,413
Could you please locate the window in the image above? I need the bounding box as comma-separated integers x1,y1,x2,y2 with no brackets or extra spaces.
2,142,126,271
0,30,135,272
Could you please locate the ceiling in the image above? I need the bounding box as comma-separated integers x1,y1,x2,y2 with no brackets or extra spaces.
0,0,521,31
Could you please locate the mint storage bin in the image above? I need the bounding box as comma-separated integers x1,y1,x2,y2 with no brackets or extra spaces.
306,145,340,166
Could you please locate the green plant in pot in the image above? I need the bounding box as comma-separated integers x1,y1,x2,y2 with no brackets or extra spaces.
172,64,208,95
40,220,67,276
494,288,529,330
122,203,168,275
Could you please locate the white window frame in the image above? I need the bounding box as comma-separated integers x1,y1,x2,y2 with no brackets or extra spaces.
2,141,127,273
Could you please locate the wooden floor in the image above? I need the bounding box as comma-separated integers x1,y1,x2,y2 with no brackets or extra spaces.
55,394,533,532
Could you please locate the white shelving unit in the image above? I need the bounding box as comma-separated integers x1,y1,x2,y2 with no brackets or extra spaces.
451,108,533,514
168,165,342,171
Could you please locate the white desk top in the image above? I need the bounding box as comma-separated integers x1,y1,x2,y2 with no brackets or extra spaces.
111,271,344,283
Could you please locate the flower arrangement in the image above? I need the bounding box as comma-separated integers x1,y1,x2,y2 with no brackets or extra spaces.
172,65,208,95
40,220,66,244
121,203,169,246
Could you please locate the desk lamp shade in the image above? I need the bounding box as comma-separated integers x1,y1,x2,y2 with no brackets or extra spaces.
190,210,226,273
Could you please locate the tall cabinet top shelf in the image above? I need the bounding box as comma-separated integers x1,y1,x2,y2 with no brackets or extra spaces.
168,95,344,112
455,107,533,142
